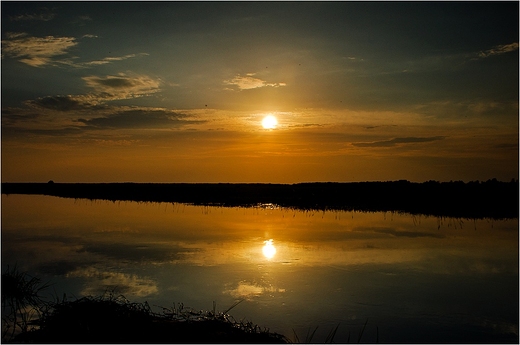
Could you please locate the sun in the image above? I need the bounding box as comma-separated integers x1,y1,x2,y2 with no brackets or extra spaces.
261,115,278,129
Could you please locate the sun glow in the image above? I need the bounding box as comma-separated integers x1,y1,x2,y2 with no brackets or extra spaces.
261,115,278,129
262,239,277,259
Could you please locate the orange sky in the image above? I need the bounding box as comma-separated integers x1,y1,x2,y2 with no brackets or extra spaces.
2,2,518,183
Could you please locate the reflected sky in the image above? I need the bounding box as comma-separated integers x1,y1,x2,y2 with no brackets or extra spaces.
1,194,518,343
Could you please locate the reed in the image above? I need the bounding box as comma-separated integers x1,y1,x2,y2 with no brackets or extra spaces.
1,265,51,342
2,267,374,343
8,292,289,343
292,319,371,344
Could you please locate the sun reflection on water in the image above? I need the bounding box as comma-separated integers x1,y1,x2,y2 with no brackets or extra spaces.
262,239,277,259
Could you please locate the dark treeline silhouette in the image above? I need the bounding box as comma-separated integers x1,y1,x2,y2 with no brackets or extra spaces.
2,179,518,219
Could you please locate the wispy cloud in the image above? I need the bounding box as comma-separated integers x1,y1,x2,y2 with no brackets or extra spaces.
3,103,202,137
352,136,446,147
76,108,198,129
10,9,56,22
2,32,147,68
1,32,77,67
224,73,286,90
69,15,93,26
57,53,148,69
478,42,519,58
81,53,149,66
24,95,101,112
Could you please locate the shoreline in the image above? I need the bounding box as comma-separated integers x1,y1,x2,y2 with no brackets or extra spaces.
2,180,518,219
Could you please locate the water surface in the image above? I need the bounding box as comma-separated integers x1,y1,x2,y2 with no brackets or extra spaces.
2,194,518,343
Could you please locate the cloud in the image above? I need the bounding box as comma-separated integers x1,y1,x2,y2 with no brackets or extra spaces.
10,10,55,22
25,95,102,112
1,32,147,68
224,73,286,90
25,74,162,111
76,108,198,129
223,281,285,300
478,42,519,58
343,56,364,62
67,267,158,297
494,143,518,150
82,74,161,100
3,72,196,135
1,32,78,67
82,53,149,66
352,136,446,147
70,15,93,26
56,52,149,69
1,107,42,124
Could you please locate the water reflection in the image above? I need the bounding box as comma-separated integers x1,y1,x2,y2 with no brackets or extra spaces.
1,194,518,343
262,239,276,259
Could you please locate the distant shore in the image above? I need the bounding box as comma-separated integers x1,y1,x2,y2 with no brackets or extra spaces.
2,180,518,219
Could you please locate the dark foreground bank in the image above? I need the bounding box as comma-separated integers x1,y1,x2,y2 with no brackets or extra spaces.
10,296,289,344
2,179,518,219
2,267,288,344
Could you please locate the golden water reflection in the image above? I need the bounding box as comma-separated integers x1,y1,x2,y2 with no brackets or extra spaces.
262,239,276,259
1,194,518,343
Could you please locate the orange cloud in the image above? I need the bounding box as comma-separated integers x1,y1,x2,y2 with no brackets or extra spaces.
1,32,77,67
224,73,286,90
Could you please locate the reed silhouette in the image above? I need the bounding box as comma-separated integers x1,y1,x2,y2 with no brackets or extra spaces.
2,179,518,219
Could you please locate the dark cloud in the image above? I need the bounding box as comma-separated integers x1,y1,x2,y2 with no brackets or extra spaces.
1,107,42,124
82,75,160,99
353,136,446,147
363,125,397,130
21,74,162,113
1,103,205,138
24,95,98,112
9,9,56,22
92,77,135,89
76,109,200,129
494,143,518,150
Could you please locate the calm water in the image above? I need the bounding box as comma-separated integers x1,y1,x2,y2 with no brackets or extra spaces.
1,194,518,343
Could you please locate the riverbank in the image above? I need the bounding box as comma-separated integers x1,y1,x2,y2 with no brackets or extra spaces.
2,179,518,219
5,293,289,344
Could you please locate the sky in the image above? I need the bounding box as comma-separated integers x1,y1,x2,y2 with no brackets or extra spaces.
1,1,518,183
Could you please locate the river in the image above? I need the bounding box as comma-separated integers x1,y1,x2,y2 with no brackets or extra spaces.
1,194,518,343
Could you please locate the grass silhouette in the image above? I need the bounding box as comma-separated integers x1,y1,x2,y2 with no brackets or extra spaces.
3,179,518,219
2,267,289,343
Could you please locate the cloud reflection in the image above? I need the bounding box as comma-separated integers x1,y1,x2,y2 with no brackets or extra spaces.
224,281,285,300
67,267,158,297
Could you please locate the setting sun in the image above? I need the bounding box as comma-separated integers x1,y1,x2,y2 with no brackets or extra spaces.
261,115,278,129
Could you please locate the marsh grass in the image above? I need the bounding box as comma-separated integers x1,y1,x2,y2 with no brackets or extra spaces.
1,267,374,343
8,291,289,343
292,319,372,344
1,265,51,342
